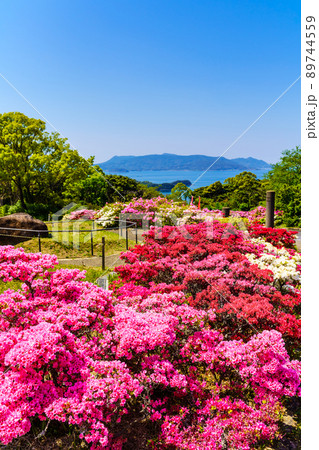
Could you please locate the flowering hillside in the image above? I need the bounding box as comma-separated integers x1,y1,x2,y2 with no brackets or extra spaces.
0,202,301,449
69,197,283,228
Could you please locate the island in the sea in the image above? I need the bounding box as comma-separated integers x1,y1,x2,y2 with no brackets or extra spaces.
97,153,271,172
141,180,192,192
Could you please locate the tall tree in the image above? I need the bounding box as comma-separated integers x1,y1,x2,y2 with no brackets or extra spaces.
77,173,161,207
170,183,192,202
264,146,301,226
0,112,94,210
223,171,266,210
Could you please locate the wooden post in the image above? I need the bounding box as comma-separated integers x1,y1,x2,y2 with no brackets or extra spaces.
222,207,230,218
266,191,275,228
102,237,105,271
135,224,138,244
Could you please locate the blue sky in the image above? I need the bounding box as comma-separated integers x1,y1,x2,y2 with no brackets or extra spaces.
0,0,300,164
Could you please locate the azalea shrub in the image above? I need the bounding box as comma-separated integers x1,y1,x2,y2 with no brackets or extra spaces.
95,197,202,228
64,209,97,220
92,197,285,230
95,202,125,226
0,234,301,449
247,222,297,249
115,222,301,357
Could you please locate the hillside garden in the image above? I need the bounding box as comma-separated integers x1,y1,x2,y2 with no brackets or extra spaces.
0,197,301,449
0,113,301,448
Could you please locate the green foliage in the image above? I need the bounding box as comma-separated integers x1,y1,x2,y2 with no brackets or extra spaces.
219,216,249,228
24,203,53,221
191,148,300,226
202,180,225,199
7,200,24,215
0,204,10,217
0,112,94,215
169,183,192,202
223,171,267,210
77,174,111,206
0,201,52,221
0,112,161,217
77,173,162,207
193,172,266,211
141,179,191,192
137,183,163,199
264,147,301,227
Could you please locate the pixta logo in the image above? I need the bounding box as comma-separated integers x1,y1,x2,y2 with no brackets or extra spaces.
50,203,94,250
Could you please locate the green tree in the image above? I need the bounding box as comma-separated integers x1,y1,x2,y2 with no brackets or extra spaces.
202,181,226,200
223,171,266,210
192,175,266,210
77,173,161,207
264,146,301,226
137,183,163,200
169,183,192,202
192,182,225,209
0,112,94,212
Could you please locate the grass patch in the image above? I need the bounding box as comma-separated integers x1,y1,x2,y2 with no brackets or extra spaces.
14,221,136,259
0,279,22,295
56,263,110,283
0,253,116,295
0,264,112,295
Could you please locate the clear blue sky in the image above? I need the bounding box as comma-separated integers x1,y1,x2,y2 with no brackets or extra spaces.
0,0,300,164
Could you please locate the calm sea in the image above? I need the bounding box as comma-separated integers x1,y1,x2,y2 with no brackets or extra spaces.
108,169,270,191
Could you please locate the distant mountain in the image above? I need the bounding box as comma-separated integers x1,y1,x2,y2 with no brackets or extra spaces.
98,154,271,172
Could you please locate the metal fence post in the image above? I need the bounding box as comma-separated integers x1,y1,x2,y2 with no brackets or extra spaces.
266,191,275,228
91,230,94,256
38,232,41,253
102,237,105,271
135,223,138,244
126,226,128,250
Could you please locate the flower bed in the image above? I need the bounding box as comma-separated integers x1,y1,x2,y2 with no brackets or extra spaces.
0,208,301,449
115,222,300,357
93,197,285,231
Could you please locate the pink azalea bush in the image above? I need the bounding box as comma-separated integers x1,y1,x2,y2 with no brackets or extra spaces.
0,239,300,449
115,222,300,358
65,209,97,220
231,205,284,223
93,197,285,229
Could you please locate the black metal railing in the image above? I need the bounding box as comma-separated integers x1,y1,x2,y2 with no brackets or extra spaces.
0,219,140,266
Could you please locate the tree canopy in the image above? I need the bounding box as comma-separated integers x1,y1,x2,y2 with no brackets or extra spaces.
264,146,301,226
77,173,161,207
0,112,94,212
223,171,267,210
169,182,192,202
192,172,267,211
0,112,162,218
